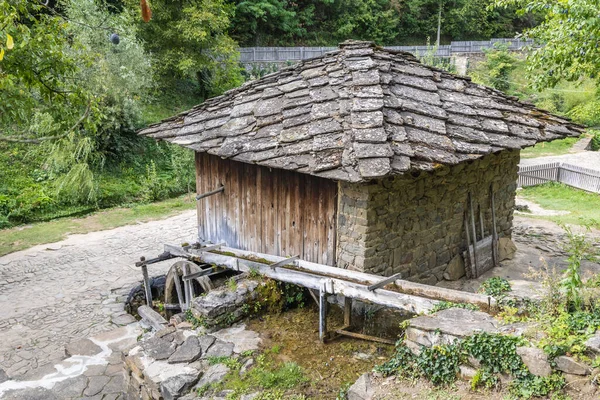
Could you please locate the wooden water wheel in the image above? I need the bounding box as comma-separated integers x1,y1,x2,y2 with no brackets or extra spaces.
164,260,214,311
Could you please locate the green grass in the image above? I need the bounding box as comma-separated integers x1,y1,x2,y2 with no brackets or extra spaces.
519,182,600,228
520,137,581,158
0,194,195,256
208,349,309,399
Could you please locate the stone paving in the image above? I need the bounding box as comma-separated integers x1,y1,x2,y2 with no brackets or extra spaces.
0,210,197,381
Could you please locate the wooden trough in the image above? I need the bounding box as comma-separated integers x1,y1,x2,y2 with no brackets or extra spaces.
136,243,496,343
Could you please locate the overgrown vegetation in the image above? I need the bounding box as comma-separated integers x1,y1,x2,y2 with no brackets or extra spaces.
203,345,309,399
377,226,600,398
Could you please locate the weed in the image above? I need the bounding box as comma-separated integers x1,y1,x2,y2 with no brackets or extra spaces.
429,301,479,314
479,277,511,297
184,309,207,329
207,356,242,370
226,277,238,292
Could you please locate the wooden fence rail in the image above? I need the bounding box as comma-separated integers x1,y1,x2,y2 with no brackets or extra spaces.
239,38,535,63
518,162,600,194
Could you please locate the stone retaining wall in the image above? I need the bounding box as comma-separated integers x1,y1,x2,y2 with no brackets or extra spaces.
336,149,519,283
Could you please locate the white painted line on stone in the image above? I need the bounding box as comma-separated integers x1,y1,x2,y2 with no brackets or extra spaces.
0,323,141,398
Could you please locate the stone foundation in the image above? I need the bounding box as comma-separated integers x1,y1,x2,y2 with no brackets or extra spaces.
336,149,519,283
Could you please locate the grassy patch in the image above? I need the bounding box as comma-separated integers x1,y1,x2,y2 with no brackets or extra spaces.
520,137,581,158
0,194,195,256
518,182,600,228
210,348,309,399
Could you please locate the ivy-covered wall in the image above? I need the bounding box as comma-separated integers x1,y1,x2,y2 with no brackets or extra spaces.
336,149,520,283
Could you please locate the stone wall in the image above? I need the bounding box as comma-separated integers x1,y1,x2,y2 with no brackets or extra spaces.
336,149,520,283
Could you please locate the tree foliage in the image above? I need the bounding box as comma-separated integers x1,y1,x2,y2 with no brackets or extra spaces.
131,0,243,97
494,0,600,89
227,0,539,46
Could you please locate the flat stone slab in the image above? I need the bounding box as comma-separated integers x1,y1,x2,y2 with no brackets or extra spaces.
161,373,199,400
212,324,261,354
168,336,202,364
554,356,591,376
144,360,200,383
84,375,111,397
142,336,178,360
3,387,59,400
203,340,234,359
406,308,498,348
65,338,103,357
195,364,230,388
198,335,216,354
0,369,8,384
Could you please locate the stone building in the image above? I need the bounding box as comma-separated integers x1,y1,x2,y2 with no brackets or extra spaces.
140,41,582,284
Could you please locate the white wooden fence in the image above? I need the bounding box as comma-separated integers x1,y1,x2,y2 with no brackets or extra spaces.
239,38,535,63
518,163,600,194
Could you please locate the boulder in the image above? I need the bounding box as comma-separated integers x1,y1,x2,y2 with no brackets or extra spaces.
194,364,231,389
554,356,591,376
347,373,374,400
203,340,234,359
0,368,8,384
168,336,202,364
443,254,465,281
161,373,199,400
498,238,517,261
458,365,477,381
516,347,552,377
585,334,600,355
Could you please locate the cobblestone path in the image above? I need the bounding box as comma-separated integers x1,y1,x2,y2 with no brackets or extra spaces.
0,210,196,380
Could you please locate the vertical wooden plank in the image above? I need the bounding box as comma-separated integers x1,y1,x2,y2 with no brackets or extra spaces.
256,166,263,253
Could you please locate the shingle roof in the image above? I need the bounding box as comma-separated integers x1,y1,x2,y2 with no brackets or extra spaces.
139,40,584,182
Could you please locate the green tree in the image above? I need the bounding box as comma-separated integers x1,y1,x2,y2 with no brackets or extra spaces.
471,44,520,92
132,0,243,98
494,0,600,89
0,0,152,202
230,0,303,46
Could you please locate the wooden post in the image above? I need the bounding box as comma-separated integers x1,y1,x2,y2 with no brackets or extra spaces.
490,186,498,267
469,193,479,275
319,280,327,343
141,264,153,307
344,297,352,327
173,269,185,311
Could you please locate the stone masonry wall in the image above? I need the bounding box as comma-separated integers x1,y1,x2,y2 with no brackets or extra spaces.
336,150,520,284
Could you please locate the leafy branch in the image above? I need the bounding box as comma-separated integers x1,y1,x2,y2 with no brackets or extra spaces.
0,101,91,144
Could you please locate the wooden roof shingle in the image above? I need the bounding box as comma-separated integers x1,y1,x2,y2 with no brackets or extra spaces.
139,40,584,182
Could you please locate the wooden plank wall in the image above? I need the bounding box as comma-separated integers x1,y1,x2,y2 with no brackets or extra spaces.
195,152,338,266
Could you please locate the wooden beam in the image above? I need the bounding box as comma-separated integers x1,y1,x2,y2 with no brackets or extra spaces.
335,329,396,345
319,280,328,343
269,255,299,270
344,297,352,327
141,264,153,307
196,243,225,252
367,273,402,291
213,246,495,310
160,244,495,312
196,186,225,201
182,248,439,314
